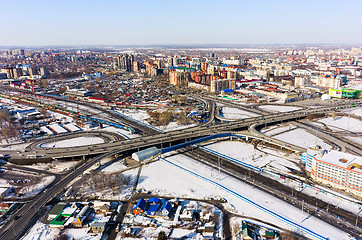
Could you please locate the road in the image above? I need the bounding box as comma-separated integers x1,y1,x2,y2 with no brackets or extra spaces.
0,87,361,239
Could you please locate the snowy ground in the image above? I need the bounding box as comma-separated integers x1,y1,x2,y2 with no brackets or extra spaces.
220,107,260,119
61,228,101,240
316,116,362,132
345,136,362,146
21,221,61,240
100,160,128,173
202,140,300,173
343,107,362,117
158,122,196,132
262,124,332,150
117,108,149,122
138,154,351,240
40,137,105,148
19,176,55,198
0,142,31,151
258,105,301,112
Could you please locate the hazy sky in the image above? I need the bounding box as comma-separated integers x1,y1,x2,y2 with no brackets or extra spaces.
1,0,361,46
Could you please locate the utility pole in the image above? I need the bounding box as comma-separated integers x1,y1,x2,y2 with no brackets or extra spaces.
356,208,362,226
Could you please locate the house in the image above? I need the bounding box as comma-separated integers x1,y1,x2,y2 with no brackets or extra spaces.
236,223,255,240
0,203,11,212
160,201,172,218
179,209,193,221
90,221,107,233
146,204,159,217
133,198,146,215
72,217,83,228
148,197,161,205
99,204,111,215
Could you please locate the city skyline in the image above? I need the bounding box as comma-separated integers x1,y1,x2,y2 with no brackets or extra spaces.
1,0,362,46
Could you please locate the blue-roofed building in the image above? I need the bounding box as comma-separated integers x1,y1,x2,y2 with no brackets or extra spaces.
146,204,160,216
148,197,161,205
132,198,146,215
160,201,172,218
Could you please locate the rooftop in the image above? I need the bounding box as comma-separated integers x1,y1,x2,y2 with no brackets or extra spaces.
318,150,362,173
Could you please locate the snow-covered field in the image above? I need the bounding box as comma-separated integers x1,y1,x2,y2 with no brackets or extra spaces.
21,221,61,240
220,107,259,119
317,116,362,132
263,125,332,150
117,109,149,122
100,160,128,173
203,141,300,172
19,176,55,198
343,107,362,117
0,142,31,151
259,105,301,112
138,154,351,240
40,137,105,148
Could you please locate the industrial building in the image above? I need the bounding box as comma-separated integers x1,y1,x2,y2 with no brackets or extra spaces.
329,88,362,99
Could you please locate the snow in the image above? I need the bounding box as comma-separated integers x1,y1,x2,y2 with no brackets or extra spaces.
118,109,149,122
100,161,127,173
169,228,199,239
40,126,54,135
100,126,140,139
19,176,55,198
343,107,362,117
159,122,196,132
138,154,351,240
49,111,73,122
40,137,105,148
0,142,31,151
61,228,101,240
48,123,68,134
345,136,362,145
220,107,260,119
63,123,81,132
202,141,300,172
21,221,60,240
259,105,302,112
317,116,362,132
263,125,332,151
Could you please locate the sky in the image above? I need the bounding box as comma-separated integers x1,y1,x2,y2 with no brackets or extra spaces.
1,0,361,46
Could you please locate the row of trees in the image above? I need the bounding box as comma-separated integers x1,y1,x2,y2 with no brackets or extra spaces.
147,110,189,126
72,172,131,195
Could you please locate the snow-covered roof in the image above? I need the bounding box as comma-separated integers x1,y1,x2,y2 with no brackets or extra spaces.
319,150,362,173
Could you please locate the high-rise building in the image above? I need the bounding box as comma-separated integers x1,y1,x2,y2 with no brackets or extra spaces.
201,62,208,73
113,54,134,71
133,61,140,72
40,67,48,76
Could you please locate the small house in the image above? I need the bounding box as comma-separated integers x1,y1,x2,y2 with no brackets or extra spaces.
146,204,159,217
90,221,107,233
133,198,146,215
72,217,83,228
160,201,172,218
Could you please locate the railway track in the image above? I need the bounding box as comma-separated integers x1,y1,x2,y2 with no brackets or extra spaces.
178,146,362,238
